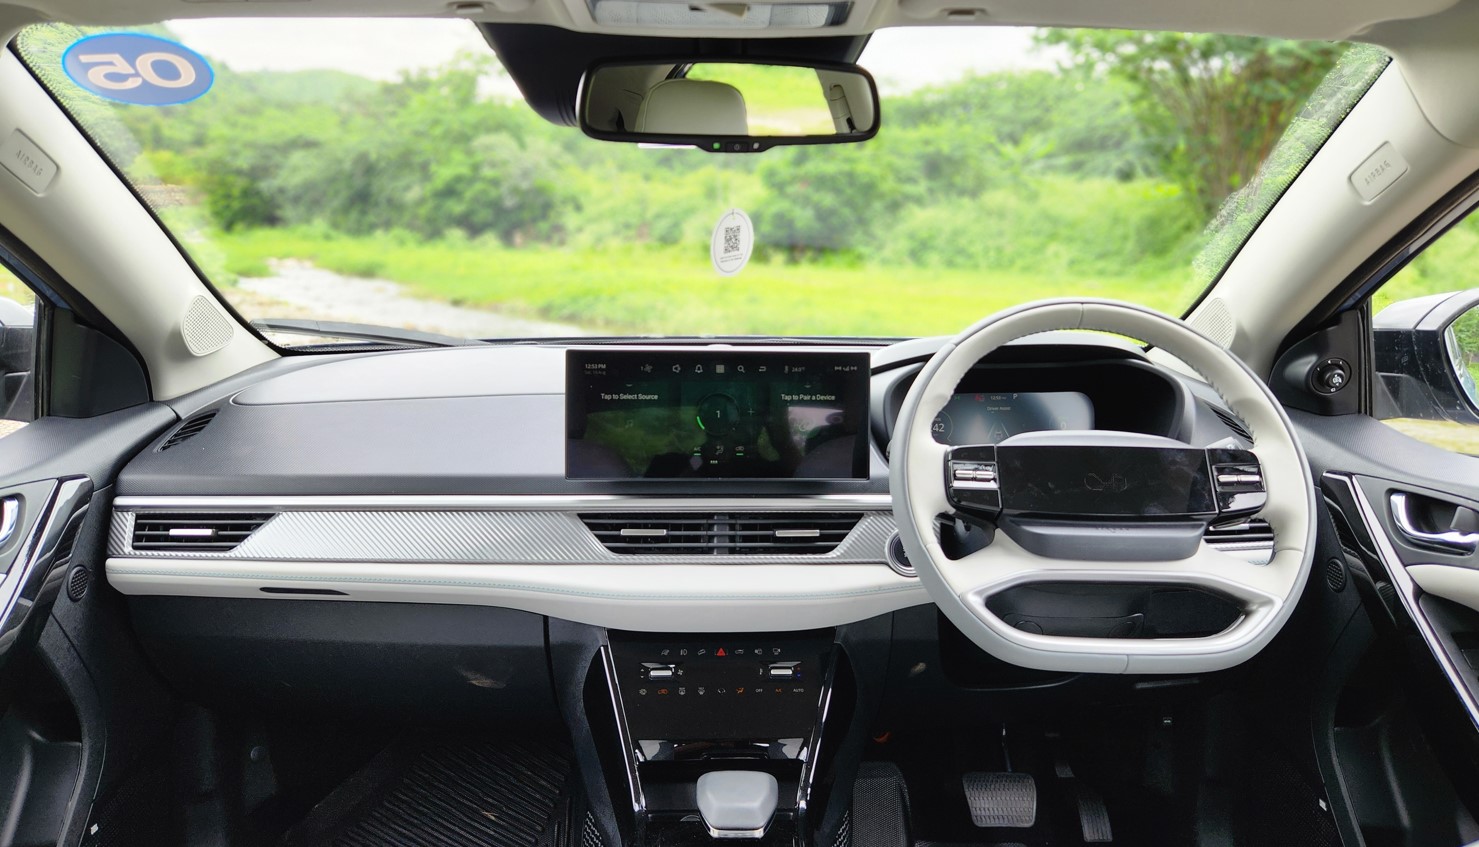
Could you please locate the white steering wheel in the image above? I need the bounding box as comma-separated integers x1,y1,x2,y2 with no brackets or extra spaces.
890,300,1316,674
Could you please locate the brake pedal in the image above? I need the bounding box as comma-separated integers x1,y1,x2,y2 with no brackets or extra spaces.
1076,784,1113,843
962,772,1036,828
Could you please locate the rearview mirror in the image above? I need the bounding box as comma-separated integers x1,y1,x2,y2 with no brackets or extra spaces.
579,58,880,152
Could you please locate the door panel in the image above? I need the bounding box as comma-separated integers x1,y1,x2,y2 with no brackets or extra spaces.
1323,472,1479,726
1296,408,1479,846
0,477,90,671
0,405,174,680
0,404,173,847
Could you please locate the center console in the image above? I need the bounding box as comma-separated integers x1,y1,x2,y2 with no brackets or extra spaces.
602,630,839,847
558,349,884,847
564,620,869,847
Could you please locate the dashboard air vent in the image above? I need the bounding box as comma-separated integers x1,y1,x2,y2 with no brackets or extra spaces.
1204,519,1273,551
131,512,273,552
581,512,862,556
159,411,218,451
1208,406,1252,441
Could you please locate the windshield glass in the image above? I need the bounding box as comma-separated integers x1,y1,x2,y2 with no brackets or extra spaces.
15,22,1385,345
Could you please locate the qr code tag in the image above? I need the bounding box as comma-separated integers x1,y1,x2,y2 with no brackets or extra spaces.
710,209,753,276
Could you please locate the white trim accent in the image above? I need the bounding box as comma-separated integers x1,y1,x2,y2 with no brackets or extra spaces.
104,557,930,632
1410,563,1479,615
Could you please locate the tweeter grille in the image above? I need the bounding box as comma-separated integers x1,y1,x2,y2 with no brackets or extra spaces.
66,565,90,602
182,295,234,356
1189,297,1236,348
1325,558,1348,593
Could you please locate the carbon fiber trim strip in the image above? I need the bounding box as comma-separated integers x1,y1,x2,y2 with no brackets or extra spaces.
109,508,898,565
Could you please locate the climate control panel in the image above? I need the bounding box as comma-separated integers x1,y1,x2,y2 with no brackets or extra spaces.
609,630,834,743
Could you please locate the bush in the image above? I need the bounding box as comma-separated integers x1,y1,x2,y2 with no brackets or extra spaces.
878,176,1199,276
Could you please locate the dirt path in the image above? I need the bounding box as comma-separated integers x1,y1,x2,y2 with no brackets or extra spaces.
237,258,589,340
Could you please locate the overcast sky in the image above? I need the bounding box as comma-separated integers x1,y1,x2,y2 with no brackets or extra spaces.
165,18,1058,95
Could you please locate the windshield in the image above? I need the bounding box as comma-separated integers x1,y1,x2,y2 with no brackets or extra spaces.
14,22,1386,345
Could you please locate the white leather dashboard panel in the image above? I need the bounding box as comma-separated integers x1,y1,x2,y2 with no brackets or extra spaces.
105,558,930,632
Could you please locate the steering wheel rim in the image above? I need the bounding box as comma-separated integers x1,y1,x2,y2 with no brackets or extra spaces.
890,299,1316,675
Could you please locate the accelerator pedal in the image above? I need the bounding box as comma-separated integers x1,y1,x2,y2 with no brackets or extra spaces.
962,772,1036,828
1076,784,1113,843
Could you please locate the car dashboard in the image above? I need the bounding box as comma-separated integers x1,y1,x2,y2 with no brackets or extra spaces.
105,335,1260,628
98,335,1270,843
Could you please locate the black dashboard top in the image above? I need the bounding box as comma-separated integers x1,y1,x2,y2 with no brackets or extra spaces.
117,338,1246,497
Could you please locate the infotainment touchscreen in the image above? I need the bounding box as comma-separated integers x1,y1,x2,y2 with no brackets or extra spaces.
566,350,871,480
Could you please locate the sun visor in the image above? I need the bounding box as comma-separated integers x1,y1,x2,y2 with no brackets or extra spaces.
478,23,867,126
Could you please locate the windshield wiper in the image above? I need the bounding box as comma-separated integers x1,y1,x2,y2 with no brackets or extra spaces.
252,318,487,348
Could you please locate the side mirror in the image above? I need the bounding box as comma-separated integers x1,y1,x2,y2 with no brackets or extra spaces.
1445,307,1479,408
579,58,880,152
1374,290,1479,423
0,297,34,423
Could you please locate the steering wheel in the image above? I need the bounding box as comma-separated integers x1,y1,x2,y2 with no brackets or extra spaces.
890,300,1316,674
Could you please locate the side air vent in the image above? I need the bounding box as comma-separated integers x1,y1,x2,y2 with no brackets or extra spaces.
1208,405,1252,441
159,411,218,451
1204,519,1273,550
131,512,273,552
581,512,863,556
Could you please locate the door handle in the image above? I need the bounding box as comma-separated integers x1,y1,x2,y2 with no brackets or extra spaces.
0,496,16,547
1390,492,1479,554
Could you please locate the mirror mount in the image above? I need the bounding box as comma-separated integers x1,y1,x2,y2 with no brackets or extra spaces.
578,57,880,152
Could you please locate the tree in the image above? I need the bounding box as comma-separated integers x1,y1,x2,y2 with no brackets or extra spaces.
753,145,903,257
1038,31,1344,215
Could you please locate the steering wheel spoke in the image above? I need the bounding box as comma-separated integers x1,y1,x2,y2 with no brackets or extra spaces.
909,437,955,519
948,537,1285,613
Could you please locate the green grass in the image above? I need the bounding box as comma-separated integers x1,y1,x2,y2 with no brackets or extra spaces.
0,267,33,307
217,228,1198,337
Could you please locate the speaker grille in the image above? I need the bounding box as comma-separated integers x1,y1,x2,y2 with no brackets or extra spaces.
67,565,90,601
1190,297,1236,347
1325,557,1348,593
182,295,234,356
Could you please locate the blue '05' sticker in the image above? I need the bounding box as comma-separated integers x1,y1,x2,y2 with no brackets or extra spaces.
62,33,213,106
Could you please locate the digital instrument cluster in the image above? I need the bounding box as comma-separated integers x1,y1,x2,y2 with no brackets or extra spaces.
931,391,1094,445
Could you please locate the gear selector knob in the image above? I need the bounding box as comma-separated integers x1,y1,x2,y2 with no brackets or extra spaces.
696,771,779,839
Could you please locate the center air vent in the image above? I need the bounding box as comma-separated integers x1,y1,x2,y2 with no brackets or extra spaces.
131,512,273,552
581,512,862,556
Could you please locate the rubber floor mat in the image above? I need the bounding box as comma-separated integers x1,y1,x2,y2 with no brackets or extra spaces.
285,737,573,847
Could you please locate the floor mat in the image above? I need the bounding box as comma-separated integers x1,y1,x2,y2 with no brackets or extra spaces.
283,736,573,847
